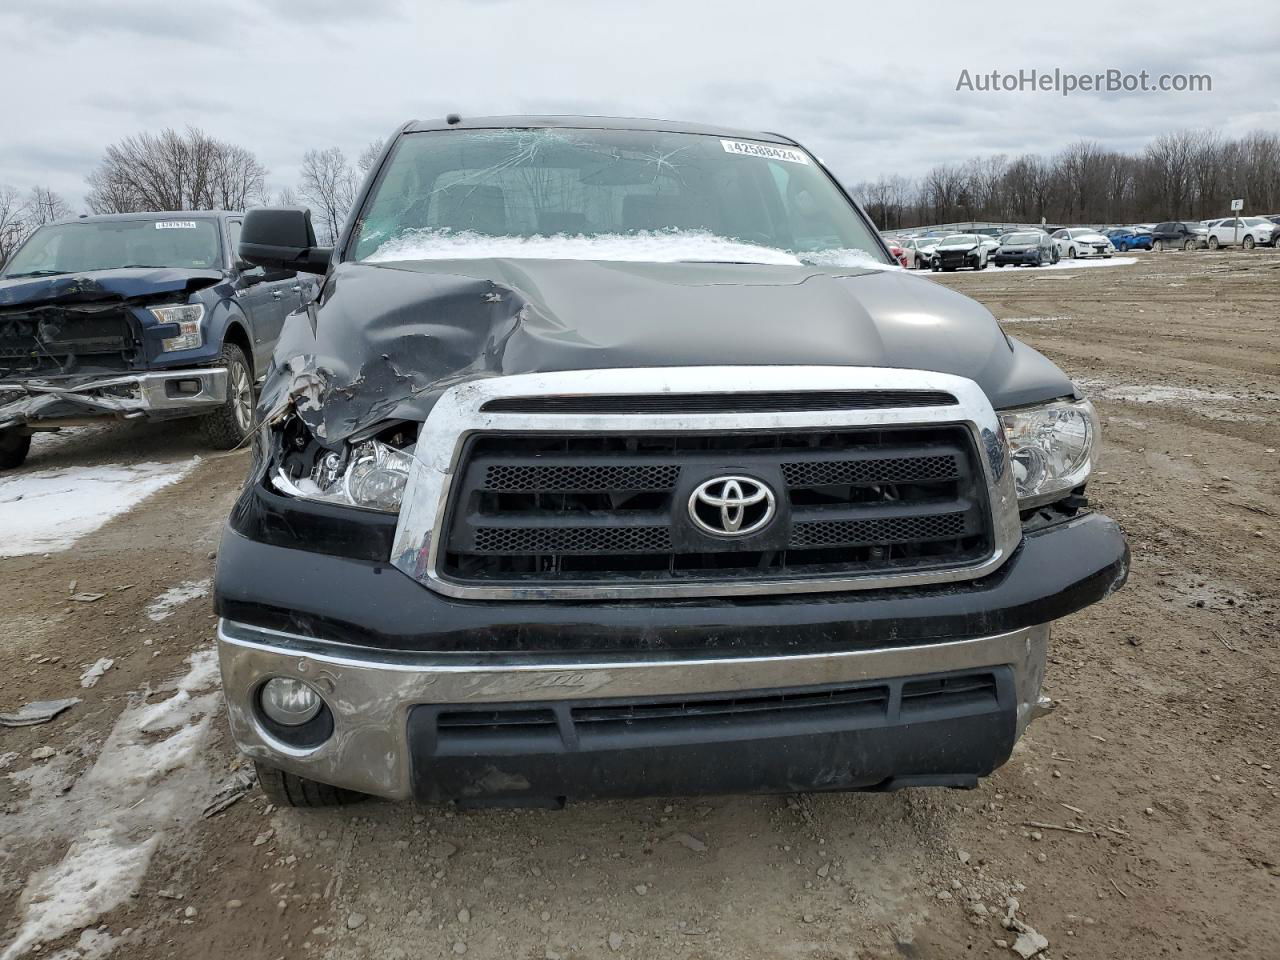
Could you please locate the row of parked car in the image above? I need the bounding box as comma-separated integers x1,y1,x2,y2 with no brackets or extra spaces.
883,228,1108,271
884,214,1280,271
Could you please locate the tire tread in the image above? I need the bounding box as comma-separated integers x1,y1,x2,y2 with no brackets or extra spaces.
254,761,366,808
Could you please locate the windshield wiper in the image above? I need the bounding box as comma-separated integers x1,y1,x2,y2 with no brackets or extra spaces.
2,269,66,279
119,264,167,269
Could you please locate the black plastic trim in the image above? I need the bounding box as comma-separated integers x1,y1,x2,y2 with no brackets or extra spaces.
406,665,1016,803
213,511,1129,657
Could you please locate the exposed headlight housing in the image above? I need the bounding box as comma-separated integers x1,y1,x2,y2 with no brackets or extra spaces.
999,398,1099,507
277,438,414,513
151,303,205,352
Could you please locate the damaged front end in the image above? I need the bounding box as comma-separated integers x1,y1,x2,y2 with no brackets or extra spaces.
0,270,227,433
241,263,538,525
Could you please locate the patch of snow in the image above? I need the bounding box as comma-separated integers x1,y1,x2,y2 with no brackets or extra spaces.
998,316,1071,324
366,228,892,270
145,579,211,622
78,658,114,689
1,833,157,960
1078,378,1236,406
1,650,221,960
1077,377,1264,421
45,928,118,960
990,256,1137,272
0,459,199,557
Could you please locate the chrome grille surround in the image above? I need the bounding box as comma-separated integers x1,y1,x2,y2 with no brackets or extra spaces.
390,366,1021,600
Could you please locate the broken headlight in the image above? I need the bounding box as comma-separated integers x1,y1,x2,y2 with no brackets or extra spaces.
999,398,1098,507
151,303,205,352
276,437,414,513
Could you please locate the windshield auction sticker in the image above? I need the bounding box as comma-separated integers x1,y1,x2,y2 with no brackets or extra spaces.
155,221,199,229
720,139,810,164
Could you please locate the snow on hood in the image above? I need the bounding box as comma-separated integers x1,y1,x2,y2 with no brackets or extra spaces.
365,228,892,271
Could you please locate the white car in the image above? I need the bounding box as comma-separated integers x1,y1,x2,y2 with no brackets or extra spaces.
901,236,941,269
1050,228,1114,260
1205,216,1276,250
976,235,1002,258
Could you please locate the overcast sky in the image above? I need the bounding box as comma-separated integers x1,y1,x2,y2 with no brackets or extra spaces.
3,1,1276,210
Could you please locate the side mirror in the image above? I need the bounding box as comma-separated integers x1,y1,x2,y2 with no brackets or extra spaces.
239,207,331,275
235,259,266,283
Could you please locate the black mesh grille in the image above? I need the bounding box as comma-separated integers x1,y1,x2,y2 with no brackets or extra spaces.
473,525,672,554
484,463,679,492
791,512,968,548
782,455,958,487
440,424,992,586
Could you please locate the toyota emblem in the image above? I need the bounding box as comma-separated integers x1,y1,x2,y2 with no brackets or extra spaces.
688,476,776,537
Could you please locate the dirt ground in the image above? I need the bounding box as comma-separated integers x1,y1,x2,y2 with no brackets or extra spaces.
1,248,1277,960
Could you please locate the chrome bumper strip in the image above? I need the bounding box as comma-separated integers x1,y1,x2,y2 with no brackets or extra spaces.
218,619,1050,800
0,368,228,427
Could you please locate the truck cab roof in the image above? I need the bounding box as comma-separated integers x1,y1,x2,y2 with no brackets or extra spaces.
402,114,799,145
52,210,242,227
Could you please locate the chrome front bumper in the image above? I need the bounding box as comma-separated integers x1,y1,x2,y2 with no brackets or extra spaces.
0,368,228,429
217,619,1052,800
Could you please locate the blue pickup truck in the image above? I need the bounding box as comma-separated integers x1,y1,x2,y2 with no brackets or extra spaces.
0,211,306,468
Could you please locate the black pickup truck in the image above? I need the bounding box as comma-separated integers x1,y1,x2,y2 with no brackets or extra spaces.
213,116,1128,808
0,211,305,467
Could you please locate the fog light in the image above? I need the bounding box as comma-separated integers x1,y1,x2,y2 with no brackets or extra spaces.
260,677,322,726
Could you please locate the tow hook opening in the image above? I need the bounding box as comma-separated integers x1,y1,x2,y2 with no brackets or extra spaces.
165,377,204,398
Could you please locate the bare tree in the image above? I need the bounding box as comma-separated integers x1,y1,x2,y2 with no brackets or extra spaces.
85,127,267,213
298,147,357,245
357,139,385,174
887,127,1280,229
0,185,29,267
25,186,73,226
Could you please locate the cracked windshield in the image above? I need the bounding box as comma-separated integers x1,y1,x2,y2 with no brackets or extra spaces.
352,128,889,267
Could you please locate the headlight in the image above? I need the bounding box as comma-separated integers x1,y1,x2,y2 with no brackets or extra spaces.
151,303,205,352
277,438,413,513
999,398,1099,507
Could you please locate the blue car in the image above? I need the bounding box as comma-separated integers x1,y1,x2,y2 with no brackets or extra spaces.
0,211,312,468
1104,227,1152,252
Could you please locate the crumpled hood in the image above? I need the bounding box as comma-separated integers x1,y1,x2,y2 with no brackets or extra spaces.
264,258,1073,445
0,267,223,308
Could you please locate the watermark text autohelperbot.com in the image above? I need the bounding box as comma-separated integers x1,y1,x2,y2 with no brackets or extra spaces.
956,69,1211,96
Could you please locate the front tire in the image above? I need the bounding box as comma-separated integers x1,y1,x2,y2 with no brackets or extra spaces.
1068,246,1078,259
254,762,366,808
1183,239,1196,251
0,429,31,470
1208,236,1220,250
200,343,255,450
1243,235,1255,250
1153,239,1164,252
